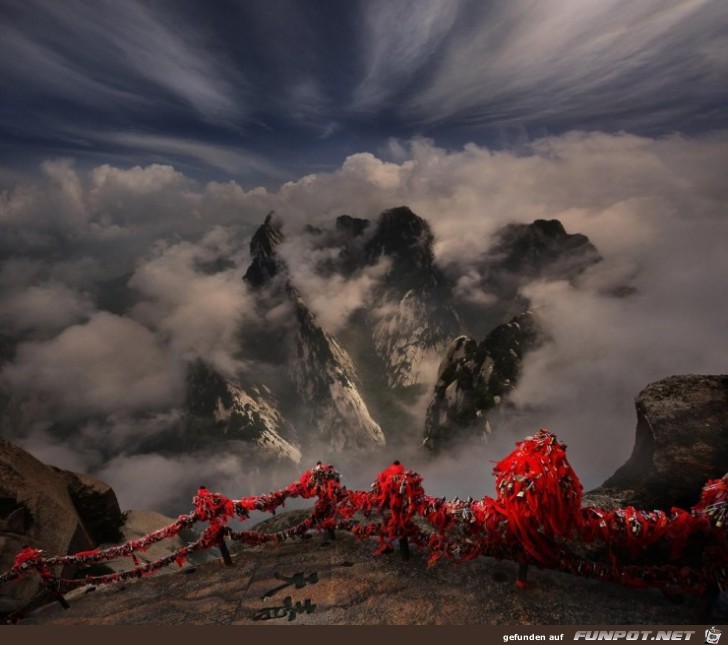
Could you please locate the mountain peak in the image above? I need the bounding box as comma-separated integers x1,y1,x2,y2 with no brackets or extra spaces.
423,311,541,452
243,212,285,288
335,214,370,237
364,206,437,285
530,218,567,236
486,218,601,285
367,206,431,255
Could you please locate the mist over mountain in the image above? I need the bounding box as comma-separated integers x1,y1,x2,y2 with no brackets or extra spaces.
0,133,727,513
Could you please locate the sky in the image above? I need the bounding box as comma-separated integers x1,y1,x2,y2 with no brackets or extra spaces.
1,0,727,512
1,0,727,186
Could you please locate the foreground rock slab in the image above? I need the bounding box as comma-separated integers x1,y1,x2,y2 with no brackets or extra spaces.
23,533,710,625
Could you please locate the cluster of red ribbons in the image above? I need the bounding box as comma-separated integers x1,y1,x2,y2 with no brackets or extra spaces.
1,430,725,597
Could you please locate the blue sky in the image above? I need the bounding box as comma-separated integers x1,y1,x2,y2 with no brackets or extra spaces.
2,0,727,187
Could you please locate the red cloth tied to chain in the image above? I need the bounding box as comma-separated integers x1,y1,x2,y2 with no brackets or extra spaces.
693,475,728,529
12,547,52,580
2,431,726,600
194,487,235,526
369,462,426,551
493,428,583,565
371,462,404,511
13,547,44,570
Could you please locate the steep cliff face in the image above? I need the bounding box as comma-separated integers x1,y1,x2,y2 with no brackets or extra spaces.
586,375,728,510
237,213,385,453
242,212,284,288
423,312,541,451
289,298,385,451
363,207,462,388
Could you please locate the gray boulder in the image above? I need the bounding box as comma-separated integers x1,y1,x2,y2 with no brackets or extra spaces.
586,375,728,510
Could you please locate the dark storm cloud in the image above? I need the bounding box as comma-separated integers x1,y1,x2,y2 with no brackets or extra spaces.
1,0,726,182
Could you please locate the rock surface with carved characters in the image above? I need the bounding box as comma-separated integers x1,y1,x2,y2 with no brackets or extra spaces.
16,527,714,625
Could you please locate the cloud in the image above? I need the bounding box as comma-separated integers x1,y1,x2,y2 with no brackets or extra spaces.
2,0,726,190
0,281,93,337
0,159,91,248
0,26,146,111
89,163,187,195
354,0,460,110
96,452,208,512
0,160,271,265
278,235,391,334
95,449,304,513
97,133,282,178
15,429,103,476
2,312,183,418
128,227,254,377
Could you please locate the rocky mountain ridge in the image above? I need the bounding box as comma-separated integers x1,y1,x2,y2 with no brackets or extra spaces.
185,207,604,460
0,206,608,473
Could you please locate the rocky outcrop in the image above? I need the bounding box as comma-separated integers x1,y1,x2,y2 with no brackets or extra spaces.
56,470,124,545
0,438,123,613
586,375,728,510
423,312,541,452
363,207,440,290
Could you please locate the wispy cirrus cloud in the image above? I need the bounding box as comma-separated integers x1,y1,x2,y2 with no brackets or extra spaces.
356,0,728,130
0,0,245,122
98,132,283,178
353,0,460,111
